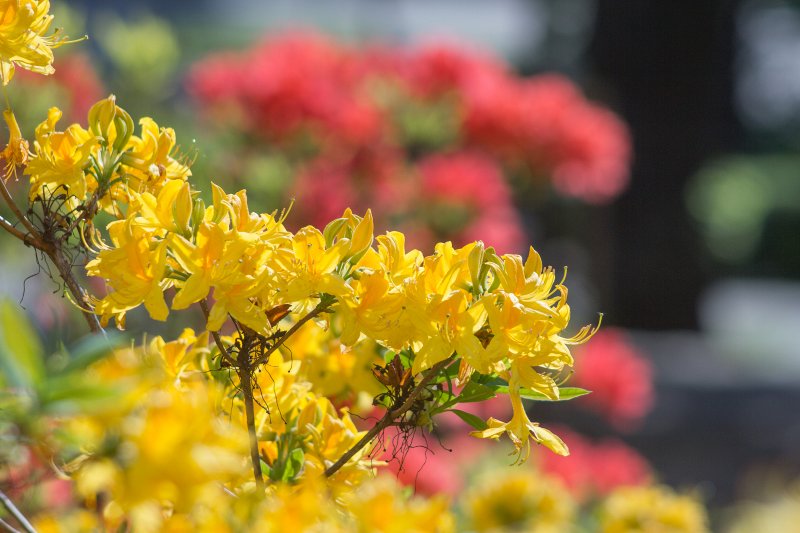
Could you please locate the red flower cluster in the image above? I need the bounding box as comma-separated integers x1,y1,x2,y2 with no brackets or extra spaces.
538,428,652,500
188,31,631,250
410,151,525,254
396,45,631,203
572,328,655,430
189,33,384,149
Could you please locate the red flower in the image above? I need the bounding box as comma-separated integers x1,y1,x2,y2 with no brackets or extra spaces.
463,74,631,203
538,428,652,500
291,149,407,230
189,31,386,149
572,328,654,430
400,42,508,99
416,151,526,254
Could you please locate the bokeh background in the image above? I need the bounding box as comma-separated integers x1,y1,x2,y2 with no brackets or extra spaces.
3,0,800,529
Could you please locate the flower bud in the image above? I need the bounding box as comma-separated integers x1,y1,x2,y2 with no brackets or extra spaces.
190,196,206,238
88,95,134,151
88,95,116,139
174,182,193,235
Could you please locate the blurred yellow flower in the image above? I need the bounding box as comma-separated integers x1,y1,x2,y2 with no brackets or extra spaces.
599,485,709,533
465,468,575,533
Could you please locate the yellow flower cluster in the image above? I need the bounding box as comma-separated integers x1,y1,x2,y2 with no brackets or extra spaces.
464,468,576,533
55,332,382,531
461,465,710,533
253,474,453,533
26,95,189,212
64,352,248,532
0,8,715,533
598,485,709,533
18,95,599,459
282,323,384,410
0,0,71,84
1,9,598,518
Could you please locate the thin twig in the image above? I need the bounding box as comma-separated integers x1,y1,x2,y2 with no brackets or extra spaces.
324,356,454,478
0,490,36,533
0,214,46,251
45,244,103,335
59,187,103,244
198,299,237,368
0,516,21,533
1,169,102,334
237,333,264,488
0,176,39,240
251,299,334,367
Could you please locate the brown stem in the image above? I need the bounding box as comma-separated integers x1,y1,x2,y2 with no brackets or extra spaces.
251,299,333,367
1,172,102,335
237,333,264,488
324,355,454,478
0,214,47,251
0,516,22,533
45,244,102,334
0,177,39,240
0,489,36,533
59,187,103,244
198,299,237,367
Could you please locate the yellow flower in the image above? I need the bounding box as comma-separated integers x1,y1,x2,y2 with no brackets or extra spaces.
120,116,191,194
132,178,193,235
255,477,347,532
346,475,455,533
464,468,575,533
470,366,568,461
170,219,270,333
297,395,374,488
86,218,170,328
375,230,423,284
26,106,97,202
149,328,210,386
71,382,248,533
0,0,73,85
279,225,350,304
599,485,709,533
283,319,383,406
1,108,28,178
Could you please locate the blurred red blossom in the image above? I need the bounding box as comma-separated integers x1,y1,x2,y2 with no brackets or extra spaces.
573,328,655,430
462,74,631,203
538,428,652,500
188,31,632,248
189,32,386,150
415,151,526,254
381,427,489,497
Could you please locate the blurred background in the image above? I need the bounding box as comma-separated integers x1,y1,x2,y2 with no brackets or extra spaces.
2,0,800,529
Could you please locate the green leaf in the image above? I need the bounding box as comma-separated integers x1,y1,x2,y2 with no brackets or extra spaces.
38,377,123,416
0,300,44,389
448,409,488,431
518,386,592,402
58,332,124,375
281,448,305,482
474,375,507,389
430,357,460,384
456,378,497,404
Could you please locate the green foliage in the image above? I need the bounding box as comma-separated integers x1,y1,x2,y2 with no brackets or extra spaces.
0,299,124,420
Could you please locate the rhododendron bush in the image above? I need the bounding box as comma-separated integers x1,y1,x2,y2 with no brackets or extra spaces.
188,31,632,252
0,3,710,532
